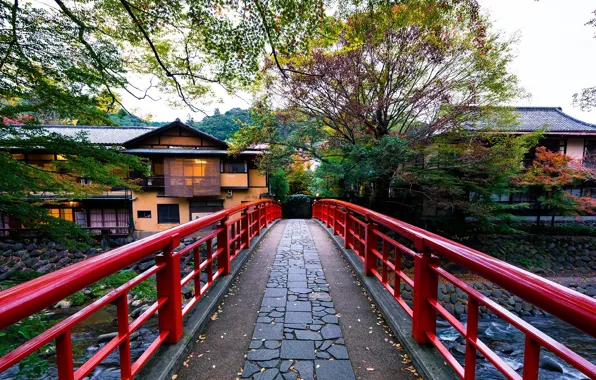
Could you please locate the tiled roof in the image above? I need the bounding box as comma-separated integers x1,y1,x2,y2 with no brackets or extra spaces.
33,125,157,145
123,148,262,155
512,107,596,132
123,119,228,148
474,107,596,133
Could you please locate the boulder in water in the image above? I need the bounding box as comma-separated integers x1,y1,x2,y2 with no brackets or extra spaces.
539,357,563,373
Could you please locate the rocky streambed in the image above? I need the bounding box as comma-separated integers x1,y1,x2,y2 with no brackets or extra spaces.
437,317,596,379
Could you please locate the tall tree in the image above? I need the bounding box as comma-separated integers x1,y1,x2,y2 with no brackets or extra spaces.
0,0,327,238
232,1,522,207
0,0,327,121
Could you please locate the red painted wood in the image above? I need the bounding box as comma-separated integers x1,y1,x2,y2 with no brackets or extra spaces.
313,199,596,379
0,200,281,379
156,234,183,344
56,330,74,380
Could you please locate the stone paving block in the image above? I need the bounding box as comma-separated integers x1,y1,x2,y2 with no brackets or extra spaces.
286,281,308,288
253,323,284,340
241,220,355,379
279,360,293,373
280,340,315,360
242,362,261,378
259,359,281,368
321,324,342,340
327,344,349,359
314,360,356,380
247,349,280,361
288,287,312,294
287,273,307,282
295,330,322,341
294,361,314,380
286,301,312,312
264,288,288,298
285,311,313,324
253,368,280,380
261,297,287,307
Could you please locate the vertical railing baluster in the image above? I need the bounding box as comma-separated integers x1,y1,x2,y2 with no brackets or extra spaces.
522,335,541,380
56,329,74,380
117,293,132,379
382,240,388,285
412,238,438,344
194,245,201,296
207,239,213,286
218,216,230,275
364,216,378,276
256,207,260,235
394,247,401,300
333,208,339,235
156,233,183,344
344,212,352,249
242,210,250,249
464,297,479,379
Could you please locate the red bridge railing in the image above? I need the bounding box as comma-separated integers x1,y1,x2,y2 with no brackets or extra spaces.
313,199,596,380
0,199,281,379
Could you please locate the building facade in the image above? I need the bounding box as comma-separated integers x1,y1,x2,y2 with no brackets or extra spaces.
3,120,269,238
416,107,596,219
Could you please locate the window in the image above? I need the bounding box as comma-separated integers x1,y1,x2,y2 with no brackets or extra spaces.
158,204,180,224
540,138,566,153
585,139,596,168
48,208,74,222
152,157,164,176
221,159,247,173
137,210,152,218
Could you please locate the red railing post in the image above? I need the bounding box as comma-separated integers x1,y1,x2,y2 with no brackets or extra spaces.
155,233,183,344
242,209,250,249
218,215,231,275
364,216,378,276
256,206,262,235
464,297,478,379
117,293,132,379
344,211,352,249
412,238,438,344
523,335,541,380
333,208,340,235
56,329,74,380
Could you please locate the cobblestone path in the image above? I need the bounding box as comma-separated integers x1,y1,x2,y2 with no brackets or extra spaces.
241,220,356,380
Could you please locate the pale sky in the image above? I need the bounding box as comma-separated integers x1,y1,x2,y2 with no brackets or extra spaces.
120,0,596,124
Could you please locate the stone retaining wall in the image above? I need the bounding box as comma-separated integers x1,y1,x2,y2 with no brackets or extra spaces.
470,234,596,275
398,281,596,320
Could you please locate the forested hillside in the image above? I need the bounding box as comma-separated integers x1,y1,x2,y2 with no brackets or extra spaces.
187,108,250,140
108,109,166,126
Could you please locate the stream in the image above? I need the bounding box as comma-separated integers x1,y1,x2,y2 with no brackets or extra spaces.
2,308,595,379
0,305,159,380
437,316,596,379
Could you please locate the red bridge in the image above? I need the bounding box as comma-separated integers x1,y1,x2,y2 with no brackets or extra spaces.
0,199,594,379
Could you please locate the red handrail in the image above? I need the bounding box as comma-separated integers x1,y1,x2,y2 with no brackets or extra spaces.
0,199,281,379
313,199,596,380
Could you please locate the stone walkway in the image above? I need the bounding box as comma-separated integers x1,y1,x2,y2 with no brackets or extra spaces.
241,220,356,380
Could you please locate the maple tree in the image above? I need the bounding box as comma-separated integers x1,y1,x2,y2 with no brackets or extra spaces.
519,147,596,225
232,0,521,208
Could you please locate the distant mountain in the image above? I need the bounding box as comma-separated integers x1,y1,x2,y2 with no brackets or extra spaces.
187,108,251,140
108,109,167,126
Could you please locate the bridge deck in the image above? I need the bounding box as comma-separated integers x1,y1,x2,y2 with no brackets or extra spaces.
176,220,415,380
